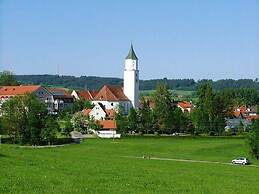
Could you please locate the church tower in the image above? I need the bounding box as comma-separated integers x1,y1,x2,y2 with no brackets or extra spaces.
123,44,139,109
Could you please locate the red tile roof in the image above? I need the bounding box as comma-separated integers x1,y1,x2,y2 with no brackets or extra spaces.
78,90,98,100
94,85,129,101
246,115,259,121
0,85,41,97
105,109,115,118
82,108,91,116
233,111,242,118
98,120,117,129
178,101,192,109
82,107,115,119
237,106,247,113
90,91,98,98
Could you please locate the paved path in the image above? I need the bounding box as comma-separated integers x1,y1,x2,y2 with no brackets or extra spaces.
121,156,259,168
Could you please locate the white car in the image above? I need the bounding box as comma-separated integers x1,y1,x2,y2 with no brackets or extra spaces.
232,157,250,165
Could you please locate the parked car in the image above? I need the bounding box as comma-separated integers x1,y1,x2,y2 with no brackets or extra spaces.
231,157,250,165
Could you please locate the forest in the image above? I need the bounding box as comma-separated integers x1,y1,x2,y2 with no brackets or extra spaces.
15,74,259,91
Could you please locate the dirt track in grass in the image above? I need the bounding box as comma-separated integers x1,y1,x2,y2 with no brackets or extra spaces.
121,155,259,168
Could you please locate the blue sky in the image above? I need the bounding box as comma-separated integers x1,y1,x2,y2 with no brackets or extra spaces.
0,0,259,80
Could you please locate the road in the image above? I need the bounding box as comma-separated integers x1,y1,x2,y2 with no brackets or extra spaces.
121,156,259,168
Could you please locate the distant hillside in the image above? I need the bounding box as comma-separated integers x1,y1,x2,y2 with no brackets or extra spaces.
15,75,259,91
15,75,122,90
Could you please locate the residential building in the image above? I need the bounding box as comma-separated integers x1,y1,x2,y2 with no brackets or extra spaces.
0,85,54,112
71,90,98,101
0,85,74,113
177,101,193,113
83,102,115,120
47,88,74,112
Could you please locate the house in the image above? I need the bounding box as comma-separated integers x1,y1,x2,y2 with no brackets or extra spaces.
98,120,117,130
71,90,98,101
0,85,74,113
225,105,259,132
47,88,74,112
225,118,251,132
82,102,115,120
177,101,193,113
82,104,118,132
233,106,258,119
0,85,54,112
92,85,131,114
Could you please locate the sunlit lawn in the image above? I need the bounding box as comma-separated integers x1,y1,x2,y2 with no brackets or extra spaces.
1,136,259,193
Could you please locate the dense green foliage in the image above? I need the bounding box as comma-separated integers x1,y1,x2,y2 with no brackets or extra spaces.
70,98,93,113
116,83,255,136
1,94,59,145
116,84,189,135
15,74,259,91
247,120,259,159
191,84,233,135
0,71,19,86
15,75,122,90
152,85,175,133
1,137,259,193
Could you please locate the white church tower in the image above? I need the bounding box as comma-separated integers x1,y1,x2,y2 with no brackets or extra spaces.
123,44,139,109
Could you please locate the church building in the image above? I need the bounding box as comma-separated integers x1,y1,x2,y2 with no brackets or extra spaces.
81,44,140,115
123,44,139,109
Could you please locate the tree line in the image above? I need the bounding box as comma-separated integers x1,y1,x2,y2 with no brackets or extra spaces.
116,84,231,136
15,74,259,91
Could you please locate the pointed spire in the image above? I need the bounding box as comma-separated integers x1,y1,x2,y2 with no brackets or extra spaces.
125,43,138,60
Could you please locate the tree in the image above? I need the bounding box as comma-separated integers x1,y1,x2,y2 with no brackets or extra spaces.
152,84,175,133
247,120,259,159
1,95,29,143
26,94,48,145
71,112,88,133
42,116,60,145
0,71,19,86
192,83,232,135
127,108,138,132
138,97,153,134
87,116,101,131
58,114,73,137
115,107,128,134
1,94,49,145
72,99,93,113
172,108,190,133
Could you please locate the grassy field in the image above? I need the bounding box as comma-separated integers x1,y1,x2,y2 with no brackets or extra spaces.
140,90,197,102
1,136,259,193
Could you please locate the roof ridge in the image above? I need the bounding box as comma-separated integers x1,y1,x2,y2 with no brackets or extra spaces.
88,90,93,99
105,85,119,100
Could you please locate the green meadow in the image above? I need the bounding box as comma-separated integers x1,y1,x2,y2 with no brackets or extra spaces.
1,136,259,194
140,90,197,101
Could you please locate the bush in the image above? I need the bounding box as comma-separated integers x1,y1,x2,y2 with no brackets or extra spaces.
209,131,215,136
223,131,232,136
